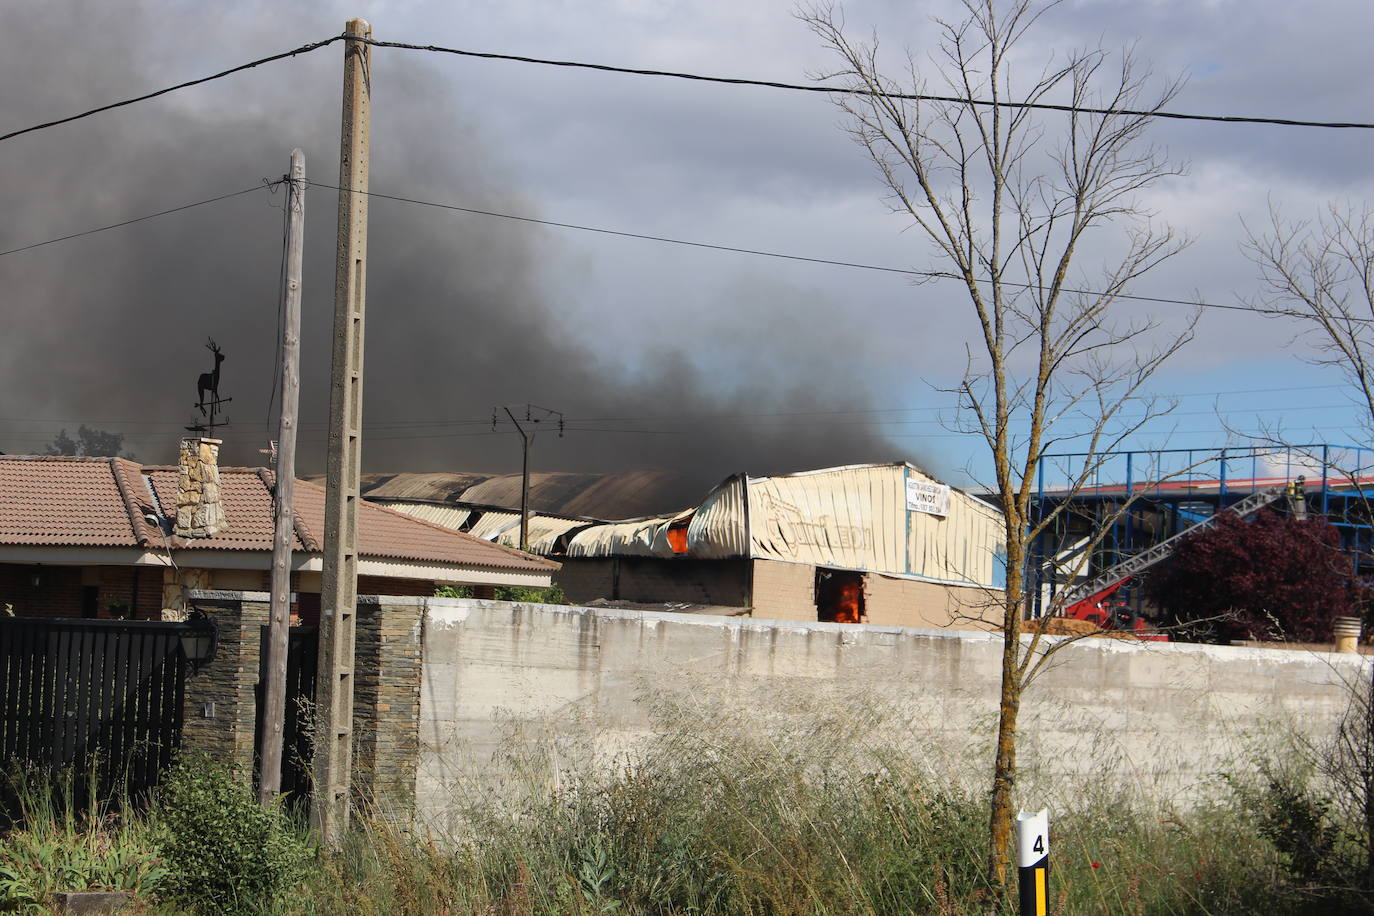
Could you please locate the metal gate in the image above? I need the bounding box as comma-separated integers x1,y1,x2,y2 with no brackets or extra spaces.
256,625,318,804
0,618,190,800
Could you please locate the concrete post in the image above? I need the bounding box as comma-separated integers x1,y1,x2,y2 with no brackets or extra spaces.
315,17,372,844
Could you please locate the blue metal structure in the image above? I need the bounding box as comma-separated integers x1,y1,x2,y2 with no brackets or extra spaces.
1030,444,1374,617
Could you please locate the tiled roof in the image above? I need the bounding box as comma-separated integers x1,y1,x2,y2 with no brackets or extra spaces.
0,455,557,573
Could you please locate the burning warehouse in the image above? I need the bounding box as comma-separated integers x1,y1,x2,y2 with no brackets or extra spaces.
369,462,1008,629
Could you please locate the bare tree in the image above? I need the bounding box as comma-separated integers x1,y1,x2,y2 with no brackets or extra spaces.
1245,203,1374,895
1246,204,1374,437
804,0,1195,892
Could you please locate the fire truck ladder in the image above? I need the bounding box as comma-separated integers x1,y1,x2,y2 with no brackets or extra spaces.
1054,478,1305,608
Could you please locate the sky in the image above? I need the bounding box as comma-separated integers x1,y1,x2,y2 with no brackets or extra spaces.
1,0,1372,500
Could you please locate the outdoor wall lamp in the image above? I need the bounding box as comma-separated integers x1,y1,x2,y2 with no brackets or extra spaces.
180,607,218,668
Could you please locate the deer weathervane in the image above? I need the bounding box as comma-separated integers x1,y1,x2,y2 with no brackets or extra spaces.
187,337,232,434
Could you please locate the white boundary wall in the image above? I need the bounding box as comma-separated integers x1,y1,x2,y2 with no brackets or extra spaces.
416,598,1368,827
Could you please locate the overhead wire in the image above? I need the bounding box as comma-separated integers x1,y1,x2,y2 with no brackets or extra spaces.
308,181,1362,323
3,30,1372,151
0,393,1363,444
0,382,1353,431
361,37,1374,131
0,36,344,145
0,184,276,259
0,173,1353,325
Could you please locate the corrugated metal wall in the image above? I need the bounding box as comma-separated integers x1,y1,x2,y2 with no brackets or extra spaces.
746,464,1004,587
747,465,905,572
686,476,748,559
375,465,1006,588
903,468,1006,586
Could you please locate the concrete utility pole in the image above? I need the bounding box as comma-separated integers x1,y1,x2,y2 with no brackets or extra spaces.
259,149,306,807
313,18,371,843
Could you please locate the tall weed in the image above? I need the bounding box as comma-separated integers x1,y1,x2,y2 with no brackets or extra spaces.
0,767,164,913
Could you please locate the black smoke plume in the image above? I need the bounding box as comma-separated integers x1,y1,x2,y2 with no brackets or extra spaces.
0,2,917,507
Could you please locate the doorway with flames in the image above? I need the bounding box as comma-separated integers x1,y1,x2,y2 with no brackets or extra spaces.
815,568,866,623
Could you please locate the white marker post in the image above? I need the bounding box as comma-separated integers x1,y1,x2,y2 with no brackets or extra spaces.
1016,808,1049,916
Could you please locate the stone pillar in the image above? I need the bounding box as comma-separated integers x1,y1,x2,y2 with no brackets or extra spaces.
180,591,269,780
351,596,424,810
161,567,212,623
175,437,227,538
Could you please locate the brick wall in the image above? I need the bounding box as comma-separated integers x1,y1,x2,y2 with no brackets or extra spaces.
864,573,1000,631
750,559,816,621
178,590,425,808
555,558,616,603
352,598,424,806
748,561,1003,630
0,563,162,620
617,558,749,605
180,593,269,776
556,557,749,606
357,576,435,597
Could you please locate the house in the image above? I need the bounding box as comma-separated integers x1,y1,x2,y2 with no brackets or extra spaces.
373,462,1008,630
0,442,558,621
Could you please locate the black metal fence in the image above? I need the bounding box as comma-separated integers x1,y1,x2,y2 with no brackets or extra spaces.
0,617,190,802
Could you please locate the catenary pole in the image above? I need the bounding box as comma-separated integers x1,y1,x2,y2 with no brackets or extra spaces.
502,407,531,550
258,149,306,807
314,18,371,844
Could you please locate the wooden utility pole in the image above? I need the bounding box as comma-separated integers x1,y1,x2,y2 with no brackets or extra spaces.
313,18,371,843
258,149,306,807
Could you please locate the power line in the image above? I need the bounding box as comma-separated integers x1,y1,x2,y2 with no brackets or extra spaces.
0,184,275,258
2,394,1361,445
310,180,1362,323
1,28,1368,156
0,37,344,145
362,37,1374,131
0,383,1351,432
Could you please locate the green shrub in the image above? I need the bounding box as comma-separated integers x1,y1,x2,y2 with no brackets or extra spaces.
495,584,567,604
435,584,568,604
154,754,312,915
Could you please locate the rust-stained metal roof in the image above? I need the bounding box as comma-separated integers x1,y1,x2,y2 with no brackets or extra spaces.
0,455,556,573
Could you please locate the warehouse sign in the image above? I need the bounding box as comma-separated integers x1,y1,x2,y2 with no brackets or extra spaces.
905,479,951,516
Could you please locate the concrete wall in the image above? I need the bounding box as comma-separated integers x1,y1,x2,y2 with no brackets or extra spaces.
416,597,1368,831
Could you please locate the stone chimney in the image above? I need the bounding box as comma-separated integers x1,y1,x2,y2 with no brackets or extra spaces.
175,436,227,538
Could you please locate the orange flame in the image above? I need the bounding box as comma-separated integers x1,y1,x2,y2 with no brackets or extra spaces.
833,580,863,623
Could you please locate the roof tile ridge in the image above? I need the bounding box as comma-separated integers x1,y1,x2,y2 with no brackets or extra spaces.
355,491,559,569
283,475,328,551
254,467,320,552
109,457,156,548
2,454,111,462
